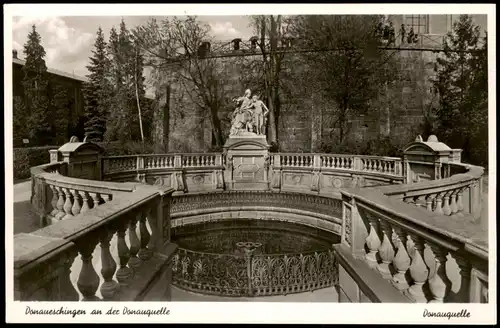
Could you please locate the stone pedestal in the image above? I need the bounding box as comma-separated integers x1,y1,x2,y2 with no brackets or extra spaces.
223,135,270,191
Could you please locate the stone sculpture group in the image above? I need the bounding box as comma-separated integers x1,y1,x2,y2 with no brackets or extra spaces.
229,89,269,137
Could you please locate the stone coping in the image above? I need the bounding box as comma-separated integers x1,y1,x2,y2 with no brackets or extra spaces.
333,243,412,303
340,187,488,259
14,185,173,272
376,163,484,196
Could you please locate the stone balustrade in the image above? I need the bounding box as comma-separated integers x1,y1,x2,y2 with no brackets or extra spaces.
278,153,314,168
337,184,488,303
102,152,404,195
16,162,177,301
17,137,488,304
376,163,484,222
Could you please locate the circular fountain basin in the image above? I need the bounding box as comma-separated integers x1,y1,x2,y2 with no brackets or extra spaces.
171,219,340,297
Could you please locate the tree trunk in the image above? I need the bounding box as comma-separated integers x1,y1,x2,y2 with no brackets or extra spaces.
267,15,279,146
209,104,223,147
135,81,144,143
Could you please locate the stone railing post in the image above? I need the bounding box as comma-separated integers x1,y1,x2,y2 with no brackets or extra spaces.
174,155,182,169
311,154,322,192
14,236,79,301
215,154,223,166
469,178,482,223
271,154,281,190
341,194,369,260
395,160,403,177
49,149,59,163
137,156,145,170
353,157,362,171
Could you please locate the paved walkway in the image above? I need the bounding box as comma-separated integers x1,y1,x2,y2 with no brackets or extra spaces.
13,181,41,234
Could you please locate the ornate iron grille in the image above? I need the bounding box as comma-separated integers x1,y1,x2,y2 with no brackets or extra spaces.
172,246,338,297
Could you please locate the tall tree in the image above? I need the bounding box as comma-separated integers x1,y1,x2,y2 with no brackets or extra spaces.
22,24,51,145
83,27,112,141
12,96,27,146
50,82,71,144
289,15,400,146
432,15,488,166
105,25,129,141
246,15,288,147
132,16,232,148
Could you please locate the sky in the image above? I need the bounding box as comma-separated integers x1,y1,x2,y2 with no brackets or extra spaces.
11,16,254,84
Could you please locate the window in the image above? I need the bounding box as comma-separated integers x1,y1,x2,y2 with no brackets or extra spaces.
404,15,428,34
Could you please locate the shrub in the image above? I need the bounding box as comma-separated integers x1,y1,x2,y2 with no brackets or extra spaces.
98,141,157,156
13,146,59,181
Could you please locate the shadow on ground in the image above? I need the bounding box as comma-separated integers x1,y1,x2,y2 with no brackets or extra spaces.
14,200,41,234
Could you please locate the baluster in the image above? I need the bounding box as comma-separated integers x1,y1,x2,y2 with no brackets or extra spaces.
76,241,100,301
451,253,472,303
102,194,111,203
79,190,90,214
138,210,152,261
391,227,411,290
365,215,381,269
425,194,435,212
442,191,452,216
49,185,59,217
116,223,132,287
128,216,142,270
298,156,302,167
89,192,101,209
433,193,444,215
99,230,120,300
70,189,81,216
456,188,465,214
450,190,459,215
426,243,450,303
377,221,395,279
406,235,429,303
55,186,66,219
62,188,74,219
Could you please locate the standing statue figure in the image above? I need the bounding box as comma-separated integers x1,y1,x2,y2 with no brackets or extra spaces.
230,89,255,136
251,94,269,135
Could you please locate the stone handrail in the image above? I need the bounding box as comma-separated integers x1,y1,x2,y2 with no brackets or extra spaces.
103,153,224,174
31,161,139,225
338,175,488,303
273,153,403,176
374,163,484,221
16,163,177,301
102,153,405,196
19,143,487,303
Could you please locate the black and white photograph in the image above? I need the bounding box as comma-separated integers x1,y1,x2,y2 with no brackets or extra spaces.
4,3,496,324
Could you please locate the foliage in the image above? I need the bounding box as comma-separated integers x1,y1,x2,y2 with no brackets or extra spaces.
13,96,27,146
244,15,290,145
22,25,51,145
83,27,112,142
13,146,59,180
132,16,234,148
432,15,488,166
289,15,401,145
99,140,156,156
103,21,148,143
50,82,72,145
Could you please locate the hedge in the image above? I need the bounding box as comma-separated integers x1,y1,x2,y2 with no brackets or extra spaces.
13,141,159,181
13,146,59,181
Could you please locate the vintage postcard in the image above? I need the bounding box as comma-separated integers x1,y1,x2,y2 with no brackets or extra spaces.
4,3,496,324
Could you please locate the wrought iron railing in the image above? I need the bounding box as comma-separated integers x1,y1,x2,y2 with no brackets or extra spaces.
172,246,338,297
